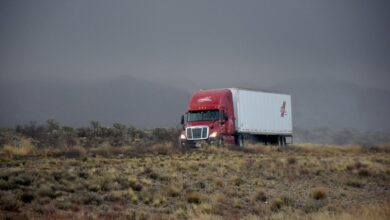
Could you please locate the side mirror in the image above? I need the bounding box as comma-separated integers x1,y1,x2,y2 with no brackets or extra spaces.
220,111,228,125
224,112,228,121
180,115,185,125
220,111,228,121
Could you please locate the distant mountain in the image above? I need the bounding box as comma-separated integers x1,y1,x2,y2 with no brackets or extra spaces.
1,76,389,133
0,76,190,128
265,78,390,132
293,127,390,145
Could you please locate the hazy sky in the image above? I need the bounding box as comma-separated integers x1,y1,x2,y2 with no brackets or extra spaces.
1,0,389,91
1,0,390,131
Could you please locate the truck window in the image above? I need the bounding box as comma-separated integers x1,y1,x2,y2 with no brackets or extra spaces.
187,110,219,122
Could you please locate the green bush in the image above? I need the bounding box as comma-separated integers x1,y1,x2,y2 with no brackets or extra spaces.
12,120,181,150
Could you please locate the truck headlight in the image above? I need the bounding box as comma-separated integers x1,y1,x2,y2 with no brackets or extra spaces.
209,131,218,138
180,133,186,139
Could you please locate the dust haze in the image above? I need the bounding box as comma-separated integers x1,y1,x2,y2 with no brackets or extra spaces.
2,2,390,218
1,0,390,132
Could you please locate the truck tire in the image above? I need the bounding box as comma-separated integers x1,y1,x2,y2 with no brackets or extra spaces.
217,137,224,147
278,136,286,147
238,135,245,147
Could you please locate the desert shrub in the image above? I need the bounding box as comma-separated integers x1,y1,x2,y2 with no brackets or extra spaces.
0,128,15,147
346,180,364,188
62,126,77,147
353,161,368,169
196,181,206,189
104,190,124,202
11,174,33,186
46,146,86,158
129,141,179,157
150,142,177,155
255,189,267,202
55,201,74,211
89,145,131,157
287,156,297,165
1,138,36,157
37,184,57,198
358,169,371,177
129,181,143,192
187,192,204,204
0,179,11,190
138,190,166,206
109,123,129,147
15,120,79,148
99,177,114,192
214,179,224,187
78,170,89,179
15,121,44,146
128,126,148,142
81,192,103,205
270,197,284,211
126,189,139,204
54,173,66,183
77,121,107,148
125,210,150,220
152,128,181,143
139,178,153,187
11,120,183,151
280,195,295,207
230,176,244,186
150,192,167,207
44,119,65,147
166,185,181,197
143,167,161,180
310,187,327,200
20,191,35,203
233,198,244,209
15,120,62,147
0,193,21,212
87,183,100,192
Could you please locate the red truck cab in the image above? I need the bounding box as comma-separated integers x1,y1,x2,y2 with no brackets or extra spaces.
181,88,292,147
180,89,236,147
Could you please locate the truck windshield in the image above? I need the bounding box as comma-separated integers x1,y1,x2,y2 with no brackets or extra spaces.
187,110,219,122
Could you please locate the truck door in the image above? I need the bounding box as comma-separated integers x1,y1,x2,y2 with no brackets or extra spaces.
220,110,228,134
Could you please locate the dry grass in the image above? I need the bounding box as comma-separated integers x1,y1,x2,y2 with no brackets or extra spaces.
269,202,390,220
310,187,327,200
0,143,389,219
1,138,36,158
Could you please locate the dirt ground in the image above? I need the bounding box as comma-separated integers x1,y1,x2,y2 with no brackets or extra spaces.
0,144,389,219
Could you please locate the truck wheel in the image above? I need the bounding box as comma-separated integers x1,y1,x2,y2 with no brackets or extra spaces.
179,139,188,149
277,136,286,147
238,135,245,147
218,137,224,147
179,138,183,147
278,136,286,147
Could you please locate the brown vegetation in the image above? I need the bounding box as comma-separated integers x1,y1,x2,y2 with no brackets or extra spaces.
0,140,389,219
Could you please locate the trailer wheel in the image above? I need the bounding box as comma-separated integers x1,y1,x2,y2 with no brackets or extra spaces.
278,136,286,147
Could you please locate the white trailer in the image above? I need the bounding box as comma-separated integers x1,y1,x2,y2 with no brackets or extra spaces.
230,88,293,145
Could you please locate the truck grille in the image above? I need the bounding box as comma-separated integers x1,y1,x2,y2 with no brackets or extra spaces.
186,126,209,140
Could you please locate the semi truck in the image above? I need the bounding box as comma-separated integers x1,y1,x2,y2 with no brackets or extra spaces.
180,88,292,147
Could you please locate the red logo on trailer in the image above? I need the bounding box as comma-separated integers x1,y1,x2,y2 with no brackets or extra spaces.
280,101,287,117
